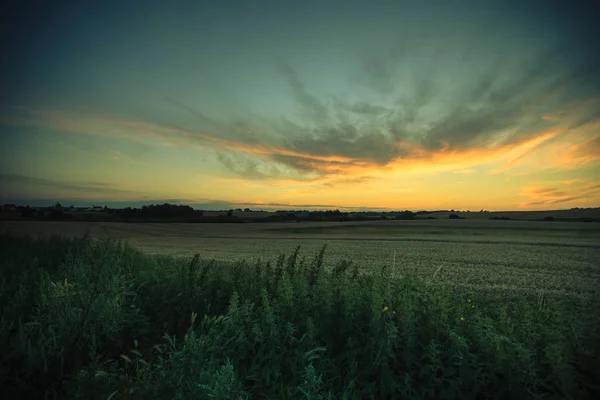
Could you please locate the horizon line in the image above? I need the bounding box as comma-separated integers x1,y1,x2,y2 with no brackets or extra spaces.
1,199,598,214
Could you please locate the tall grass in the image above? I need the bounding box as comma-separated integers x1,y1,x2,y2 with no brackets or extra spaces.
0,233,599,399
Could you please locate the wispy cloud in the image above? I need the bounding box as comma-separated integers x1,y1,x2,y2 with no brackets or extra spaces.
519,181,600,208
453,168,476,174
0,173,143,196
2,34,599,186
276,61,330,122
4,99,597,186
553,132,600,169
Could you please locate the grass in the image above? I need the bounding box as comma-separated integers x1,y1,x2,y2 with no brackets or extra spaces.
1,233,599,399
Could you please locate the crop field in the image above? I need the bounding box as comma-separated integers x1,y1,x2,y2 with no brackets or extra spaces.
1,219,599,399
2,219,599,300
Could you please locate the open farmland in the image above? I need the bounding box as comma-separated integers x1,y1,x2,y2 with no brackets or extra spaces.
2,219,599,300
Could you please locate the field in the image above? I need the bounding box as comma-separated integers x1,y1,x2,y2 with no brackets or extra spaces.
1,219,599,399
2,219,599,300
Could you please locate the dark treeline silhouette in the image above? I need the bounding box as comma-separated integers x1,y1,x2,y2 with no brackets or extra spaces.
16,203,71,219
4,202,600,223
116,203,203,219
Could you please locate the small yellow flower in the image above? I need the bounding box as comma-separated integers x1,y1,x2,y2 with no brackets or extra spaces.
392,311,396,315
472,305,475,308
468,299,471,303
460,317,465,321
382,306,389,312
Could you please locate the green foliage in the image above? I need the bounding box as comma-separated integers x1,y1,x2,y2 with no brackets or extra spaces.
1,233,599,399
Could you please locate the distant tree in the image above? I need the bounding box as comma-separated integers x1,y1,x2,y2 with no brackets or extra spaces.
448,213,460,219
395,211,415,220
50,203,66,218
244,208,251,212
21,206,35,218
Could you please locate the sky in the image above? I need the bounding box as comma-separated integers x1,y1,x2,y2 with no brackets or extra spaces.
1,0,599,211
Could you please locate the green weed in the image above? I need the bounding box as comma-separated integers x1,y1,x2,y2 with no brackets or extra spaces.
0,233,599,399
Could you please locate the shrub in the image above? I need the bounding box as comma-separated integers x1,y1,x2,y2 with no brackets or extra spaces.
0,233,598,399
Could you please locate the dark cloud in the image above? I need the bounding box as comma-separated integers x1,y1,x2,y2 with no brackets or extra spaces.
7,0,598,183
292,130,398,166
261,33,599,176
164,42,599,176
584,184,600,192
524,201,547,206
215,152,284,180
410,46,596,151
552,196,586,205
270,153,366,176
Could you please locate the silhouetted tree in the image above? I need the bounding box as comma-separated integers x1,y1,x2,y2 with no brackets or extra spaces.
21,206,35,218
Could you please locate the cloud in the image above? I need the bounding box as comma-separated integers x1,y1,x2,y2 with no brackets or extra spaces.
321,176,373,189
112,151,137,163
338,100,390,116
2,33,599,184
453,168,476,174
560,134,600,167
519,181,600,208
0,173,143,196
215,151,285,180
355,53,398,95
532,188,568,197
163,96,221,127
276,61,329,122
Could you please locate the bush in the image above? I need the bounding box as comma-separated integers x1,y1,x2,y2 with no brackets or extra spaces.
448,213,460,219
1,233,599,399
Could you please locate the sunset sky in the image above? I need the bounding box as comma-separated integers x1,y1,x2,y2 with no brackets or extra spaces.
1,0,599,211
